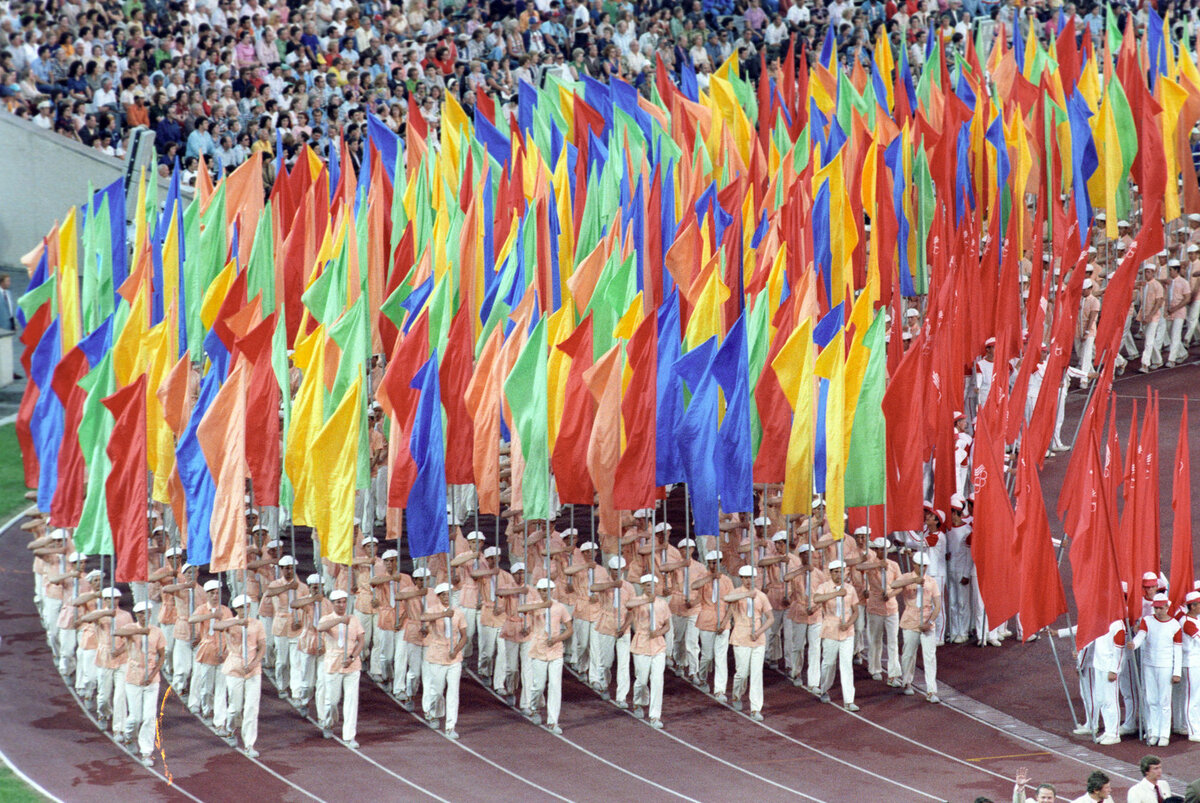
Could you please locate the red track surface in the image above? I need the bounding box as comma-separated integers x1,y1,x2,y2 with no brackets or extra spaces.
3,367,1198,802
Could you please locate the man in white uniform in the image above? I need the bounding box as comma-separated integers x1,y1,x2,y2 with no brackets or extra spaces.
1131,594,1182,747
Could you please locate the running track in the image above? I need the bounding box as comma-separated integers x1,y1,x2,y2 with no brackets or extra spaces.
2,365,1198,801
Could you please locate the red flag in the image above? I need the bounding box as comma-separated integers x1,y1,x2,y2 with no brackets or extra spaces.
1096,219,1163,357
551,315,596,505
612,312,657,510
1014,451,1068,639
752,314,794,484
972,401,1020,625
48,346,92,527
1027,252,1088,465
407,91,427,142
198,361,249,574
236,316,282,506
881,332,929,530
1058,356,1114,533
1168,399,1193,613
1069,424,1125,650
103,375,148,583
439,307,475,485
378,314,429,508
16,304,52,489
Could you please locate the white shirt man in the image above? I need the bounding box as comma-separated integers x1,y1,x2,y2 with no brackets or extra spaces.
1090,620,1128,745
1125,755,1172,803
115,601,166,766
419,583,467,739
944,502,974,644
1179,591,1200,741
894,553,942,703
720,565,772,720
815,560,860,711
694,551,734,700
588,556,634,707
627,574,670,727
317,589,365,747
213,595,267,756
1131,594,1183,747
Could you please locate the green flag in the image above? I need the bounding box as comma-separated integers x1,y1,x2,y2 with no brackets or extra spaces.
245,202,276,311
328,295,371,488
74,353,117,555
503,317,550,520
844,313,886,507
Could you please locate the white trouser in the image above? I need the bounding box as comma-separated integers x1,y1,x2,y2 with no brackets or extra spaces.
1186,299,1200,343
172,640,194,692
1122,316,1138,358
588,630,631,702
260,615,275,666
671,614,699,675
1143,663,1173,740
767,611,785,662
354,610,374,662
1141,319,1166,369
698,628,731,695
632,651,666,721
422,660,462,732
477,624,499,678
1119,654,1139,732
224,673,261,749
947,576,972,640
784,620,822,687
866,612,900,678
58,627,78,676
518,641,533,710
732,644,765,713
1168,317,1187,364
528,656,563,726
1077,334,1096,385
901,629,938,695
571,619,592,670
294,650,317,706
1093,666,1120,739
495,638,519,696
43,598,62,649
1186,666,1200,738
161,628,175,677
97,665,127,733
189,662,219,717
78,648,97,697
322,669,360,741
124,680,160,757
397,640,423,699
854,607,867,655
273,635,291,692
1079,651,1096,731
461,608,478,659
371,629,395,680
820,637,855,705
1173,668,1188,734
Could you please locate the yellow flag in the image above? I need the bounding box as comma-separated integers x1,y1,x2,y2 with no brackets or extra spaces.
112,288,149,387
843,307,876,457
201,260,237,331
58,207,80,352
546,306,574,449
142,318,174,502
311,374,362,566
285,326,327,527
684,266,729,349
1161,78,1189,222
772,319,815,517
1100,97,1122,238
814,331,845,540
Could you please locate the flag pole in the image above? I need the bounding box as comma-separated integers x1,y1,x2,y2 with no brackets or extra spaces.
1045,625,1082,729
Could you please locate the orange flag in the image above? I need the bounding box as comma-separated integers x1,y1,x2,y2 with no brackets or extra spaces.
583,345,623,551
198,360,248,573
465,326,504,515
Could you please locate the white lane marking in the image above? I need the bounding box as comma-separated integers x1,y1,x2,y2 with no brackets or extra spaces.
0,749,65,803
462,668,700,803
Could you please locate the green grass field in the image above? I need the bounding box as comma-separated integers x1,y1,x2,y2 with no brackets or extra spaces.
0,423,30,522
0,764,49,802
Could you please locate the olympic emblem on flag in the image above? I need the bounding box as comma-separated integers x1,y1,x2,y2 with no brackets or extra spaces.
973,465,988,489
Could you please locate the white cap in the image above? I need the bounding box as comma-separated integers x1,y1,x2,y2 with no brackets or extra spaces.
853,526,869,536
1152,593,1169,607
753,516,769,526
906,309,919,318
795,543,812,554
738,565,756,577
1117,219,1129,227
203,580,221,592
639,573,655,584
329,589,348,601
912,553,929,566
251,524,268,533
466,530,485,541
265,539,282,549
49,528,66,540
67,551,82,562
869,538,889,550
811,496,826,509
362,536,378,545
1184,590,1200,605
85,569,103,580
535,578,556,590
705,551,721,562
579,541,597,551
678,537,696,547
133,601,151,614
231,594,249,609
509,562,526,574
164,547,181,558
353,517,361,527
101,587,120,599
382,549,399,560
1169,259,1181,267
413,567,431,578
483,546,501,558
632,508,651,519
771,531,788,542
950,493,967,510
1189,244,1199,253
306,573,322,585
827,560,845,571
434,582,451,595
607,556,626,570
653,522,671,533
562,527,579,536
1190,213,1200,223
1095,211,1106,221
279,555,296,566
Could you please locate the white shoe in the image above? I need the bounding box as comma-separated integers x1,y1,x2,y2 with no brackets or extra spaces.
1097,734,1120,745
1157,737,1169,747
1072,725,1092,736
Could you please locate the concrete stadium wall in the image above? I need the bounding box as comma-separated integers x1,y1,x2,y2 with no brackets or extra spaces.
0,112,130,271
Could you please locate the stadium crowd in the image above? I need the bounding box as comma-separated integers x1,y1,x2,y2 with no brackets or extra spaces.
3,0,1199,185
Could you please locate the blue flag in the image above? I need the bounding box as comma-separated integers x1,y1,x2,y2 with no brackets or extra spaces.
407,358,449,558
655,290,685,486
31,320,64,511
177,370,220,565
712,315,752,513
674,338,720,537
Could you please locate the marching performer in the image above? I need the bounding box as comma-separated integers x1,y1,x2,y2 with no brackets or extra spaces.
116,601,166,766
419,582,468,739
317,589,365,747
213,594,267,756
